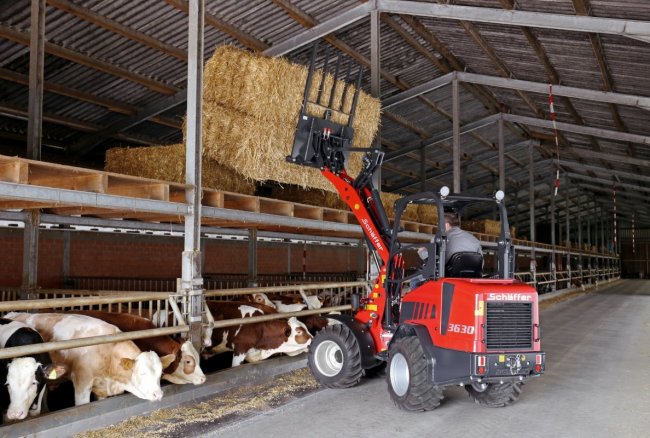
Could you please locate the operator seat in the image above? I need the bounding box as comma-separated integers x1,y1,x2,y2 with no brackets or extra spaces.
445,252,483,278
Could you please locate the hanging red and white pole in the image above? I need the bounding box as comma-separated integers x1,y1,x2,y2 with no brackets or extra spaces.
549,84,560,197
613,186,617,251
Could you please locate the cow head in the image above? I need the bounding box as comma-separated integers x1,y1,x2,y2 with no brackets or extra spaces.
120,351,174,401
163,341,206,385
5,357,67,420
249,293,276,309
280,317,312,356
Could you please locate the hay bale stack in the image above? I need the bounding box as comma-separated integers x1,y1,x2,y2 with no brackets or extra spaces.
266,183,347,210
417,204,438,225
462,219,502,236
105,144,256,195
198,45,381,192
380,192,419,222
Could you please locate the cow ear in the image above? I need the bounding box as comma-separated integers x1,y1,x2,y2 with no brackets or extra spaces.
41,364,68,380
160,354,176,369
120,358,135,371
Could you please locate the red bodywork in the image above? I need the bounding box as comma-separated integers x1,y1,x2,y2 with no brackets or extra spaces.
323,168,543,361
401,278,541,354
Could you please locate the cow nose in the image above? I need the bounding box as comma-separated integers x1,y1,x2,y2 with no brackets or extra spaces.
151,390,163,401
204,339,212,347
7,409,25,420
196,375,206,385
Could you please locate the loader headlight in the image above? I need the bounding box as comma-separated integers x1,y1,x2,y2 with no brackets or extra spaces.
440,186,450,198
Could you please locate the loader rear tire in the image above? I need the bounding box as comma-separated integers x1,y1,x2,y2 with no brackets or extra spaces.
308,324,363,389
386,336,443,411
465,381,523,407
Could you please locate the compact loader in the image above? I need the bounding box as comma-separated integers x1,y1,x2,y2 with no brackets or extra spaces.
287,43,545,410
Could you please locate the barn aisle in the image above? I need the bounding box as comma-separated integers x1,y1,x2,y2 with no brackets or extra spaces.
200,280,650,438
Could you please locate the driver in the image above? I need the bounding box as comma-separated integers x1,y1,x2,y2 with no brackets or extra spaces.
417,212,482,263
442,212,482,263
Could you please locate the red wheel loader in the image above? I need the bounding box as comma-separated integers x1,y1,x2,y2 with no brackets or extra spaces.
287,43,545,410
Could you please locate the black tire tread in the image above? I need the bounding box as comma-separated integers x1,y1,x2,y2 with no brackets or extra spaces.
465,381,523,407
386,336,443,411
307,324,363,389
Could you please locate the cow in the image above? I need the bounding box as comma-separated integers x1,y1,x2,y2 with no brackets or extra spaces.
204,301,312,367
69,310,205,386
5,313,175,406
246,292,323,312
149,309,213,348
0,318,67,422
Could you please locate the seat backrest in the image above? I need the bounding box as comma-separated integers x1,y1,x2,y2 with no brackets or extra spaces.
445,251,483,278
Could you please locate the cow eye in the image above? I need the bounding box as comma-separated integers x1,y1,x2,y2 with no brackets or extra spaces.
284,327,291,337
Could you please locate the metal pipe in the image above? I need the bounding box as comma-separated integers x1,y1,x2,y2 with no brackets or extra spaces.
0,293,172,312
208,305,352,329
0,325,188,360
204,281,367,298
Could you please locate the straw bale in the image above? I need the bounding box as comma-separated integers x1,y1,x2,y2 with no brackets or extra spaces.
417,204,439,225
198,105,367,192
380,192,419,222
202,46,381,147
105,144,256,195
462,219,502,236
265,183,347,210
199,46,381,191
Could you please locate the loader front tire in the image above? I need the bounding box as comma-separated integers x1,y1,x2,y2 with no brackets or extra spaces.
465,381,523,407
386,336,443,411
308,324,363,389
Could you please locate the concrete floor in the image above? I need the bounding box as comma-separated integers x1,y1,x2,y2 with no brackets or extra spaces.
204,280,650,438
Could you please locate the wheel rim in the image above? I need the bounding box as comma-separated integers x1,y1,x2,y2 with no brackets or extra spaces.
313,340,344,377
390,352,410,397
471,381,489,392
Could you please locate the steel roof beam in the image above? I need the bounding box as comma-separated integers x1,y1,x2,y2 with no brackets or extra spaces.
565,172,650,194
554,159,650,185
502,113,650,146
457,72,650,110
265,2,373,56
382,73,453,108
385,113,501,161
376,0,650,42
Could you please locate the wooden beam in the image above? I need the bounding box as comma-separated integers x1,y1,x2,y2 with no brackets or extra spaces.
0,68,182,129
164,0,269,52
0,101,159,146
47,0,187,61
572,0,638,161
0,25,178,95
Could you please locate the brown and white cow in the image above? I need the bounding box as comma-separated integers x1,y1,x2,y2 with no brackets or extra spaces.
246,292,323,312
0,318,67,422
5,313,175,406
204,301,312,367
243,295,338,336
150,309,212,348
70,310,205,386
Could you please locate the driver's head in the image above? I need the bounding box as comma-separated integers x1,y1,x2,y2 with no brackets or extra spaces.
444,212,459,231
